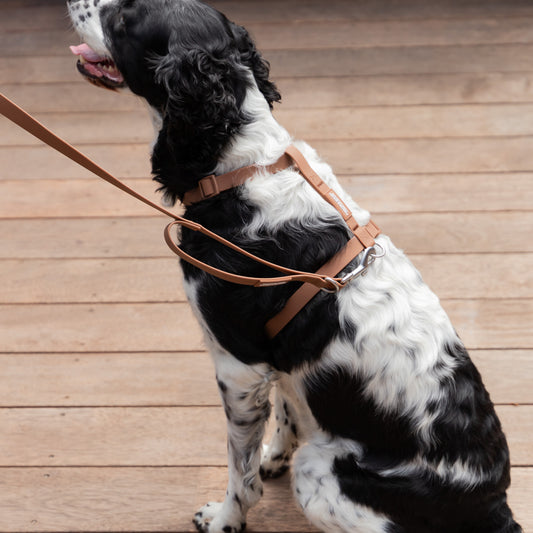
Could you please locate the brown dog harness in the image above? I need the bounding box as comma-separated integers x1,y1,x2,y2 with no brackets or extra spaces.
180,145,381,337
0,93,380,338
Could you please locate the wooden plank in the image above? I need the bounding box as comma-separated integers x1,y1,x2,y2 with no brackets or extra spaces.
0,179,164,218
0,350,530,407
279,72,533,108
342,173,533,213
0,407,227,466
7,104,533,146
0,466,529,532
0,466,316,532
5,18,533,57
0,145,152,180
4,135,533,180
268,45,533,78
4,45,533,85
0,213,531,260
348,212,533,254
1,172,532,217
410,254,533,300
214,0,533,23
443,299,533,350
0,253,531,305
249,18,533,51
1,82,140,113
276,104,533,140
0,303,204,353
0,258,187,303
0,405,529,466
471,350,533,405
0,352,219,407
0,298,531,354
509,468,533,532
0,217,172,259
1,111,154,146
314,137,533,174
5,0,533,28
6,72,533,114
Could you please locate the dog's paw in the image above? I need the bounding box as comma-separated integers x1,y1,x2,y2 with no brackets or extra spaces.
193,502,246,533
260,443,291,479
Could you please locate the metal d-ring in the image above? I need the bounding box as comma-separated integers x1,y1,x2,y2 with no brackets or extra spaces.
321,276,342,293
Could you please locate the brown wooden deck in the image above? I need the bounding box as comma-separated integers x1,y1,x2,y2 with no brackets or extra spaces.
1,0,532,531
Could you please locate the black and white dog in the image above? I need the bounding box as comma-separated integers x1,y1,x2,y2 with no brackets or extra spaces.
67,1,522,531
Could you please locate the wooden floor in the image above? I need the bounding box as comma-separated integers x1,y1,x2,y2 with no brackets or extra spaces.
1,0,532,531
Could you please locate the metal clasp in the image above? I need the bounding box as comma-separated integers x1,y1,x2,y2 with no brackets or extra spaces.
320,243,384,293
340,246,377,286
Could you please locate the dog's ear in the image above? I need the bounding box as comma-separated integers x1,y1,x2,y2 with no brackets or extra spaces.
151,46,250,204
229,23,281,109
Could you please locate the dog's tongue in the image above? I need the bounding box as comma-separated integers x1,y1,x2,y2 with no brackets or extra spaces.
70,43,106,62
70,43,124,84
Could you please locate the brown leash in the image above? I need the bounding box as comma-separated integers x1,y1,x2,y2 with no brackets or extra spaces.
0,93,380,337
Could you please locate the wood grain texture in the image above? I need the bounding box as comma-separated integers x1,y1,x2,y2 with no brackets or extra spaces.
0,302,204,353
1,0,531,530
0,254,531,304
0,350,531,407
0,298,531,353
5,18,533,57
0,466,317,532
1,173,532,217
0,466,529,532
4,44,533,84
0,352,219,407
0,406,530,466
3,136,533,179
0,213,531,261
5,104,533,146
5,72,533,115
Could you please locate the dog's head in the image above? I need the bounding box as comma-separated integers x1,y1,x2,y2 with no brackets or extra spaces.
68,0,281,203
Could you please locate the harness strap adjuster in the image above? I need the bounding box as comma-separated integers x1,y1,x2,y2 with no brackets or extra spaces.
198,174,219,200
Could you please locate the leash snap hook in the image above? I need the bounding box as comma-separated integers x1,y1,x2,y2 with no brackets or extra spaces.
339,246,378,286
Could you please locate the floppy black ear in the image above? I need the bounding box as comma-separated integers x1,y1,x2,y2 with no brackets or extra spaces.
151,46,251,204
229,23,281,109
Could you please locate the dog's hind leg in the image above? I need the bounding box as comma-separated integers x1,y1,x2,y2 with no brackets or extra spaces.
292,439,398,533
260,374,299,479
193,350,274,533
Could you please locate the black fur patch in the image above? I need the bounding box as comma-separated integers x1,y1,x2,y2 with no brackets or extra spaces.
99,0,280,204
304,366,419,465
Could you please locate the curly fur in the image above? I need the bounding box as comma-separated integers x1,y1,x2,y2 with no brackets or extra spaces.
68,1,522,532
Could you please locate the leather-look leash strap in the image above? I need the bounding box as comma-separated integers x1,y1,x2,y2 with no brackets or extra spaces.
0,93,366,294
164,219,354,289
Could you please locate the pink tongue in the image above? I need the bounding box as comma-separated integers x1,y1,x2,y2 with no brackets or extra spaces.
69,43,105,62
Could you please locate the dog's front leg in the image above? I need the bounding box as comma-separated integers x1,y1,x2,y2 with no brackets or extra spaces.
193,351,274,533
